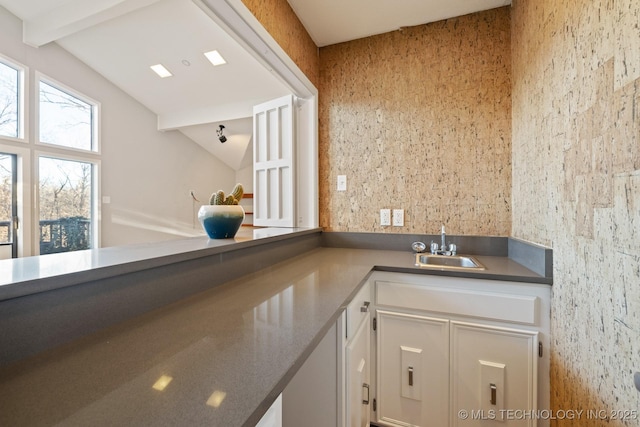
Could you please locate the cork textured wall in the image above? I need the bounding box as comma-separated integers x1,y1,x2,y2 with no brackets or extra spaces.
318,8,512,235
241,0,319,88
511,0,640,424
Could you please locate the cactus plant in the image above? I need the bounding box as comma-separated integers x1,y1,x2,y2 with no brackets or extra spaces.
209,184,244,205
209,190,223,205
230,183,244,203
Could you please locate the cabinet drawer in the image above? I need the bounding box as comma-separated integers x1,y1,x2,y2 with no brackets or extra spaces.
346,281,371,339
376,281,538,325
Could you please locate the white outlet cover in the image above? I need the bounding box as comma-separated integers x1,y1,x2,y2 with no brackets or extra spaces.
380,209,391,226
393,209,404,226
337,175,347,191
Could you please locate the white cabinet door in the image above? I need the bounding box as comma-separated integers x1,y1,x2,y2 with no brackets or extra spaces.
346,311,370,427
451,322,538,427
376,310,449,427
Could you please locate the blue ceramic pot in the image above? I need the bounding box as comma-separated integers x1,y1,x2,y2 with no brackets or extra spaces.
198,205,245,239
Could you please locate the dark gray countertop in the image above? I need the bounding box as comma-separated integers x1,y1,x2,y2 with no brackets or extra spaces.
0,227,321,301
0,232,551,426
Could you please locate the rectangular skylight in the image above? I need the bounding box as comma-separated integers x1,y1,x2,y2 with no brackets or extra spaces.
150,64,172,78
204,50,226,66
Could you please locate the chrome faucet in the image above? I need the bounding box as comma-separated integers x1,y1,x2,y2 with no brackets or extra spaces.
430,225,456,256
413,226,457,256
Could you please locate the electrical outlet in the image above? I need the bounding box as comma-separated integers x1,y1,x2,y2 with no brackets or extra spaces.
380,209,391,226
393,209,404,226
337,175,347,191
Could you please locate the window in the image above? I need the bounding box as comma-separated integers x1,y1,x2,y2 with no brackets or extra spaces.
0,59,21,139
39,80,96,152
0,58,101,257
38,156,95,254
36,77,100,255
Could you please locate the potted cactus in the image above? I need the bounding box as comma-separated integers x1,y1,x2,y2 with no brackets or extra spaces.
197,183,246,239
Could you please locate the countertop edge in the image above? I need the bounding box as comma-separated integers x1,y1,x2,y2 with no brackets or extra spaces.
0,227,321,301
0,230,553,302
373,264,553,285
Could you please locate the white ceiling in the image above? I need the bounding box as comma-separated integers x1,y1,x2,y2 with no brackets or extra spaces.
287,0,512,47
0,0,288,170
179,116,254,171
0,0,512,169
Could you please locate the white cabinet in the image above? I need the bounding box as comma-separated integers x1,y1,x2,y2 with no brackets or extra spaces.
340,281,372,427
370,272,550,427
376,310,449,426
346,310,370,427
451,322,538,427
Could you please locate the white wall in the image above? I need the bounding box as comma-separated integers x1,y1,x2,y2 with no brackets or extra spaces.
0,6,236,252
236,165,253,193
236,165,253,225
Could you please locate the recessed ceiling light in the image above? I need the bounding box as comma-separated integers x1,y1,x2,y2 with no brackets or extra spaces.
204,50,226,66
150,64,172,78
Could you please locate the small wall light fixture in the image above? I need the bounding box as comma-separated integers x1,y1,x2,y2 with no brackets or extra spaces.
217,125,227,143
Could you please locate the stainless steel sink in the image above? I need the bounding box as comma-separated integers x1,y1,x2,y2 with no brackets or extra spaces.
415,254,485,270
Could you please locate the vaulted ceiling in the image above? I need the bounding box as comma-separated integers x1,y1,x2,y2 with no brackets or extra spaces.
0,0,290,171
0,0,511,170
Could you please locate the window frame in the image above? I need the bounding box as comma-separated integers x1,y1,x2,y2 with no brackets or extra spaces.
33,72,101,255
0,53,27,142
0,142,32,257
35,72,101,155
34,151,101,255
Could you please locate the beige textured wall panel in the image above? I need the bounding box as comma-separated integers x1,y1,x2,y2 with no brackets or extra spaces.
615,0,640,89
241,0,319,87
511,0,640,424
319,8,512,235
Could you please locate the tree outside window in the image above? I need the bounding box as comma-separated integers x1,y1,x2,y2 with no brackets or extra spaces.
0,60,19,139
38,78,98,255
0,154,12,243
39,157,93,254
39,81,94,151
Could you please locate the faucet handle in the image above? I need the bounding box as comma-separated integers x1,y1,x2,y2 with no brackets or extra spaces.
430,241,439,254
449,243,457,255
